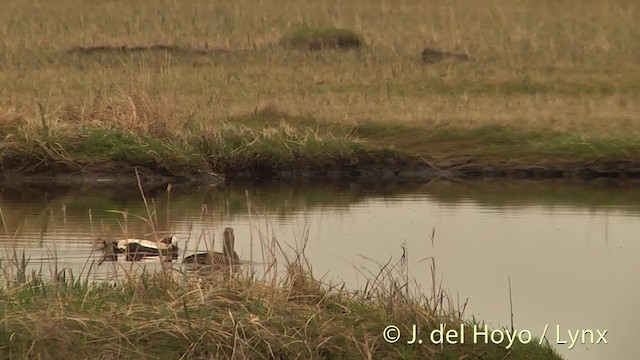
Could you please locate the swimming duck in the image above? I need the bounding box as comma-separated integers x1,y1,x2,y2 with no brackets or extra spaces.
103,236,179,255
183,227,239,266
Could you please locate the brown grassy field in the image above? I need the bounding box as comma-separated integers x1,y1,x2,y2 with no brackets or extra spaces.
0,0,638,175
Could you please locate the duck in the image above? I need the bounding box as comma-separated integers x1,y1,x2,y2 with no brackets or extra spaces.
102,236,179,255
183,227,239,266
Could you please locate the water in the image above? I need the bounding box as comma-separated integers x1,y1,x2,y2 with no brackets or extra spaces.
1,179,639,360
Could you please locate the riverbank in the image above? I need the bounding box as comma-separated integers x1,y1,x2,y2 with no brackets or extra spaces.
0,252,561,359
2,106,640,186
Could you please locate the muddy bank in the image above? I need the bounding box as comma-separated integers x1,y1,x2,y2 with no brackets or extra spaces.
2,155,640,190
0,163,224,193
439,158,640,180
220,151,640,181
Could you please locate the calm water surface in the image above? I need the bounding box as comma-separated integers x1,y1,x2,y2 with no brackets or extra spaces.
1,179,638,360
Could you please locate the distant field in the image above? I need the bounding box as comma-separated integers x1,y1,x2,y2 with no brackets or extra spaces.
0,0,639,175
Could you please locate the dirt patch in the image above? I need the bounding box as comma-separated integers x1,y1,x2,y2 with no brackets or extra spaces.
421,47,472,64
67,45,227,56
65,45,258,67
440,158,640,180
0,162,224,193
218,151,640,182
280,27,363,50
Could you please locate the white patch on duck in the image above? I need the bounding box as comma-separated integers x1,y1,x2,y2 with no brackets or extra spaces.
108,236,178,254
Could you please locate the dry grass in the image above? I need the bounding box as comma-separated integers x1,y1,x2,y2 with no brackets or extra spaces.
0,253,563,359
1,0,638,126
0,84,360,174
0,0,638,172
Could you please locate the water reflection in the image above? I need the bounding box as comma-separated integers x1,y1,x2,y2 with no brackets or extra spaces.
0,179,639,360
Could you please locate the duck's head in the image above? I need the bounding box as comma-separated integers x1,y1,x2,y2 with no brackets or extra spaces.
162,236,179,247
223,228,235,254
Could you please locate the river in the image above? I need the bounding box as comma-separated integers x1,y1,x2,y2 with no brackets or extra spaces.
0,178,638,360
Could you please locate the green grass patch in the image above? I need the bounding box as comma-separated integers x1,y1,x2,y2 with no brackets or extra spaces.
73,127,203,169
193,108,364,172
0,125,205,174
351,121,640,160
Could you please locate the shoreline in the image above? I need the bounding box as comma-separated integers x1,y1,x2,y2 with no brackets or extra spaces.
2,155,640,190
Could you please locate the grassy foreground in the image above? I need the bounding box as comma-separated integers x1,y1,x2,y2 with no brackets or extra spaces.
0,253,562,359
0,0,639,177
